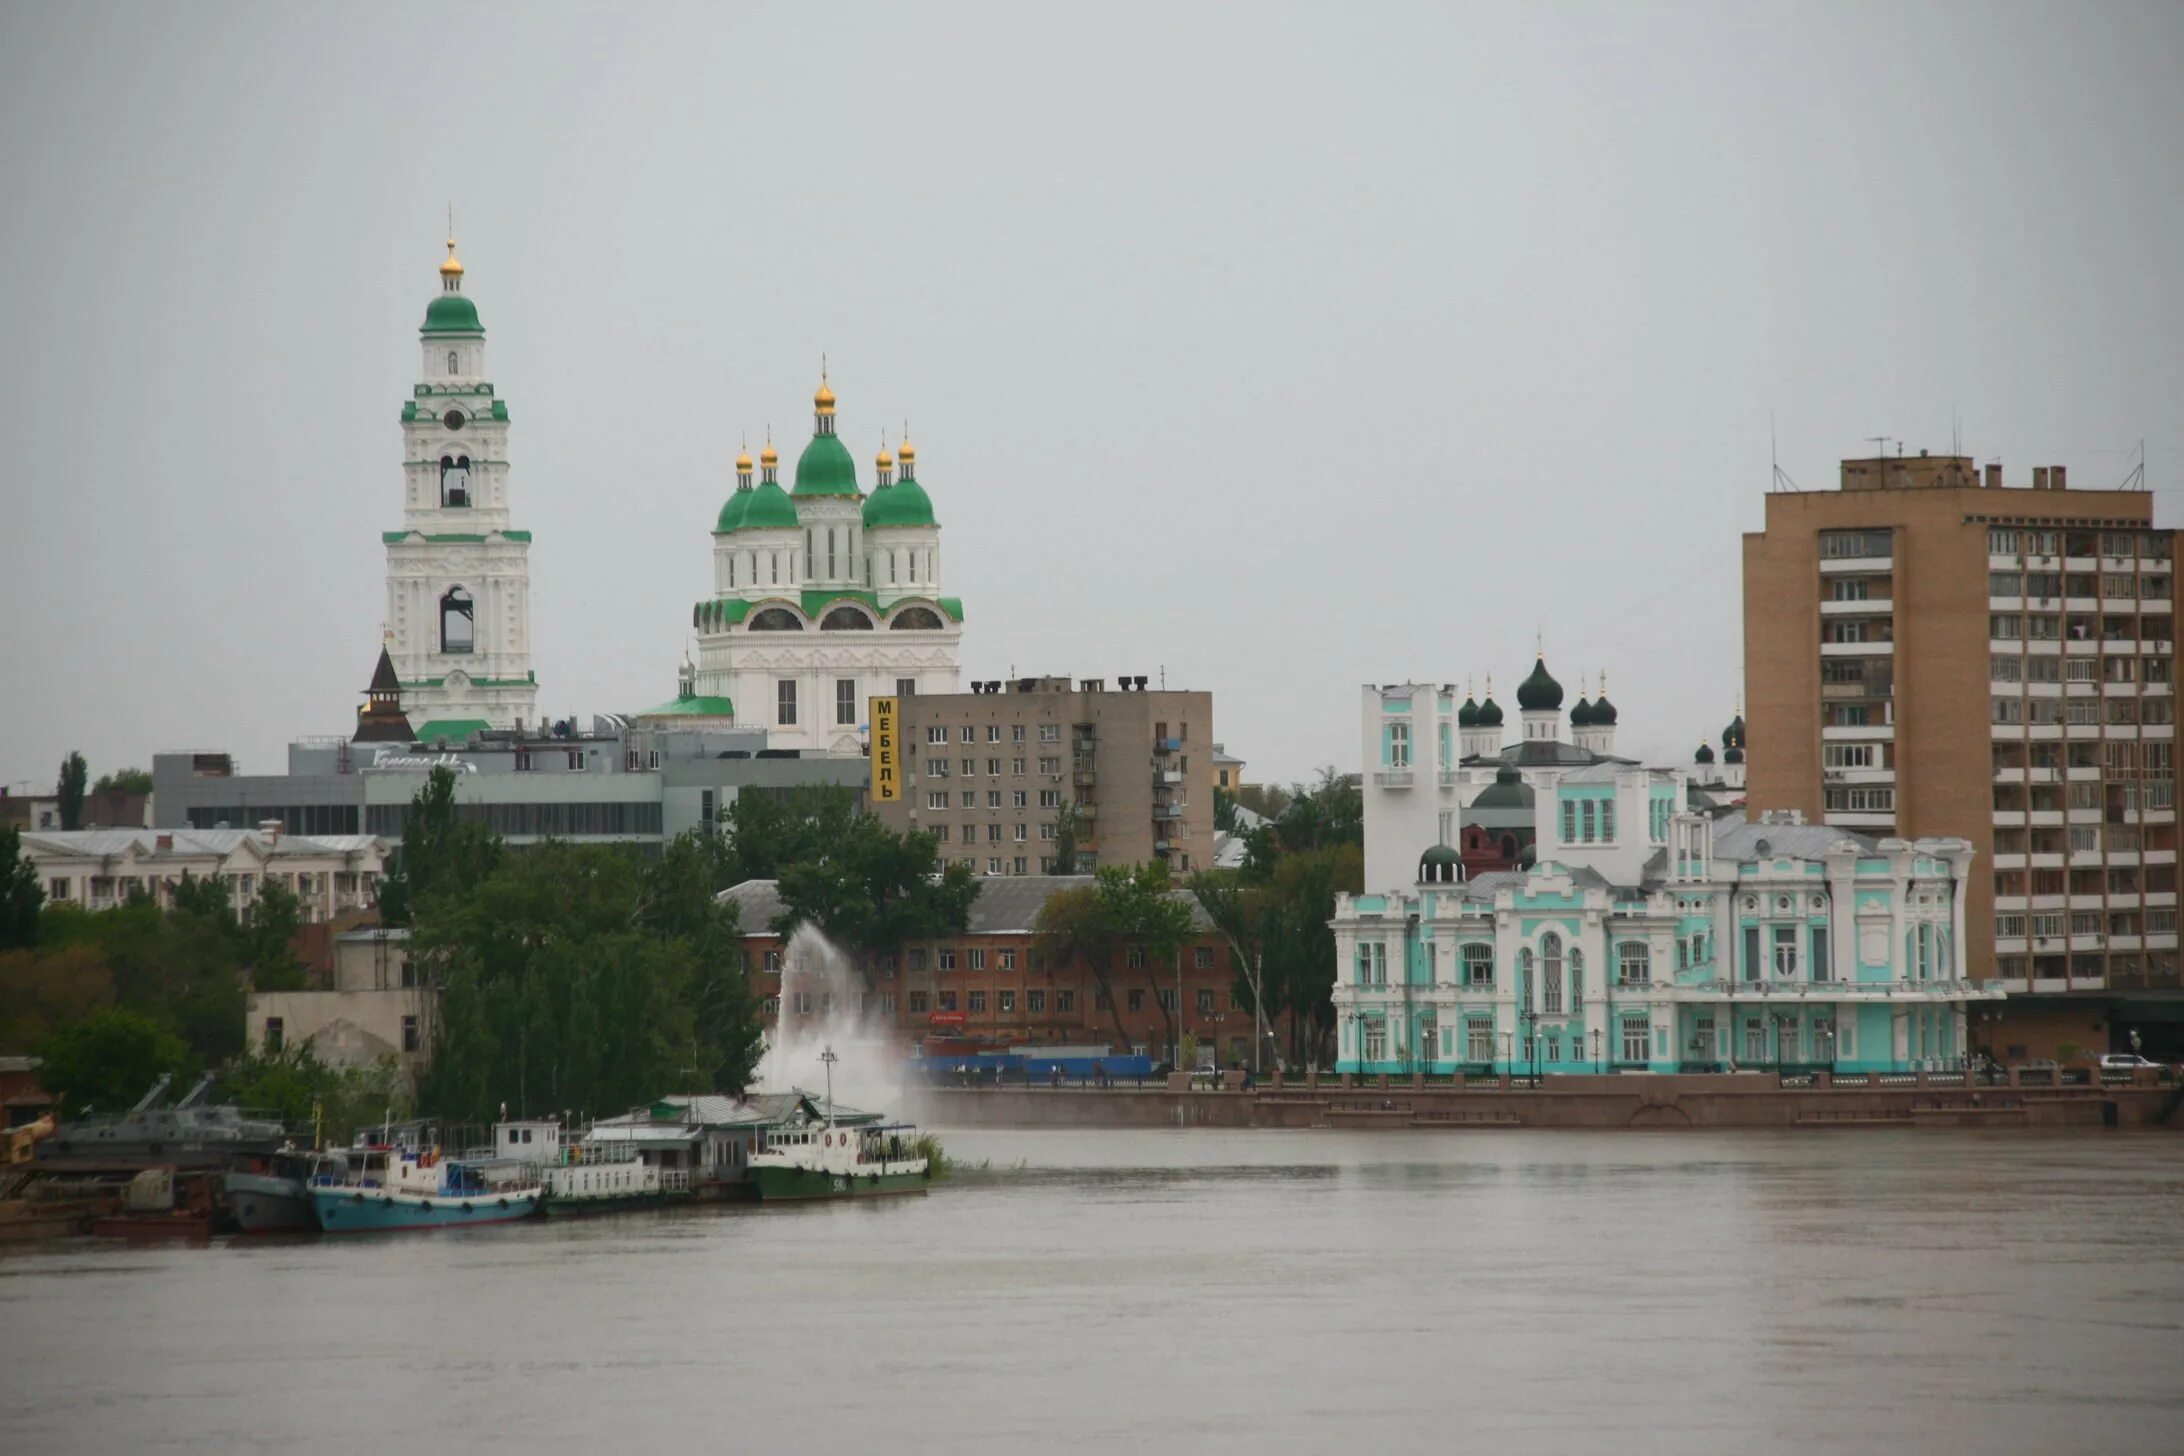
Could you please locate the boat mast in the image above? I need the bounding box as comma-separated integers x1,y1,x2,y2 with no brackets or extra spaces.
820,1045,837,1130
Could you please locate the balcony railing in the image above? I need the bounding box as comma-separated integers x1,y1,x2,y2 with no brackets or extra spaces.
1373,769,1415,787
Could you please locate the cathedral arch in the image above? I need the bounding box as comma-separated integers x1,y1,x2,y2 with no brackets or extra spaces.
820,606,874,631
889,606,944,630
440,586,476,654
749,606,806,632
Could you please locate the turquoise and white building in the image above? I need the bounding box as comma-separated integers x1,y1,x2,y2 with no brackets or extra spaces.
1334,669,2000,1077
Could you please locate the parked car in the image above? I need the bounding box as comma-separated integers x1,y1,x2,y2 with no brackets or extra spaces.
2098,1054,2163,1071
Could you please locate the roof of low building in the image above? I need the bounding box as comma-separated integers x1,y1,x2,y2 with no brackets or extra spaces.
19,828,385,860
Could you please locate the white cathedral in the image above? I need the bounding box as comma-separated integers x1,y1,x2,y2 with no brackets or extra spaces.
380,239,538,738
651,374,964,754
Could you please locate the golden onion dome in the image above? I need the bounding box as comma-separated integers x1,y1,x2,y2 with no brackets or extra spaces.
897,437,916,465
439,239,464,278
876,446,894,470
814,377,836,414
759,441,779,467
735,448,753,472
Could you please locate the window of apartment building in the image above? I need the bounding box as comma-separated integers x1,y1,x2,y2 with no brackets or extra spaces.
985,790,1001,808
1196,989,1215,1016
961,758,977,776
986,725,1002,743
928,726,948,745
985,824,1002,843
1388,721,1411,768
1040,724,1060,741
2026,655,2061,683
1990,571,2024,597
1990,614,2023,640
263,1017,284,1052
1008,724,1026,744
1996,914,2027,939
1992,697,2024,725
928,791,949,810
897,678,917,699
1040,824,1057,841
2103,574,2136,599
2031,912,2066,940
1830,577,1871,601
1012,824,1028,842
968,991,986,1013
402,1015,420,1053
939,990,957,1011
999,990,1015,1013
1039,789,1061,808
1158,989,1178,1012
836,678,858,724
939,949,957,971
763,950,782,971
1820,529,1891,560
1823,743,1877,769
985,757,1002,776
928,758,950,778
1024,988,1045,1013
777,679,797,725
1991,655,2023,684
1621,1018,1650,1065
1127,988,1144,1012
1011,757,1026,775
988,857,1002,874
1990,528,2022,555
967,949,986,970
2028,614,2061,640
933,825,950,842
960,726,976,743
1057,989,1076,1013
962,822,976,843
1195,946,1214,970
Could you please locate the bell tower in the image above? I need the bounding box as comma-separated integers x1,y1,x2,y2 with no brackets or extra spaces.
382,230,538,739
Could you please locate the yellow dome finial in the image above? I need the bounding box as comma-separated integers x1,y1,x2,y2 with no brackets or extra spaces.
759,426,778,469
814,355,836,415
439,205,464,282
736,433,753,474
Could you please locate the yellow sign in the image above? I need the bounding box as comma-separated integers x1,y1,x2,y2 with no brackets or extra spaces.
870,696,900,802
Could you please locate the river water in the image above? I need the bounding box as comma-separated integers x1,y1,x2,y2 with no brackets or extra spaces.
6,1129,2182,1455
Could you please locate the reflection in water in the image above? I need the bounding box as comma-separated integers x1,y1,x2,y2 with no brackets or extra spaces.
6,1129,2183,1456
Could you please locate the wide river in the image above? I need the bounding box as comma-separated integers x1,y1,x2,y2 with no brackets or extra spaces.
5,1128,2182,1454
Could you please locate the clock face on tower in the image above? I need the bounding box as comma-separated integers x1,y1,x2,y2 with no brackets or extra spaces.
443,409,466,430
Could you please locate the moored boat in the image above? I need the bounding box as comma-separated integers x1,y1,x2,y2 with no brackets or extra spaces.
746,1045,930,1202
309,1137,542,1233
225,1151,320,1233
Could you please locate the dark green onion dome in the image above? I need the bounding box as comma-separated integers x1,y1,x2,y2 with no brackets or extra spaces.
1590,691,1618,726
1476,695,1505,728
864,476,935,528
1722,713,1746,750
793,431,861,497
1570,696,1595,729
1472,763,1528,809
421,293,483,336
1418,842,1465,884
1515,655,1563,711
741,479,799,530
1456,696,1479,728
715,485,752,533
1723,745,1745,765
1420,843,1462,867
1695,741,1716,765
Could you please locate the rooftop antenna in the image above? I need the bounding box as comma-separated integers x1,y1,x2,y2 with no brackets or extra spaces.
1769,414,1802,492
2119,438,2148,492
1951,404,1961,459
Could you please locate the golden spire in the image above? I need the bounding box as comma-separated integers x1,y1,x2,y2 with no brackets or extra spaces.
735,433,753,477
759,429,778,469
814,356,836,415
439,205,464,281
898,421,916,476
875,432,893,472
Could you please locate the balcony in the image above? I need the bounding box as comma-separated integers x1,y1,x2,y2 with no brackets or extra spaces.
1821,598,1894,616
1152,803,1182,821
1822,640,1893,657
1152,737,1180,755
1822,724,1894,740
1372,769,1414,788
1819,555,1892,574
1155,768,1184,786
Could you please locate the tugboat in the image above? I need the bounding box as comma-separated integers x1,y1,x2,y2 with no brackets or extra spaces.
309,1123,543,1233
748,1047,931,1202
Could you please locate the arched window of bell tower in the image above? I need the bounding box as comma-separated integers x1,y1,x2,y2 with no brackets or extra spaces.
440,456,472,508
448,350,460,375
440,586,476,654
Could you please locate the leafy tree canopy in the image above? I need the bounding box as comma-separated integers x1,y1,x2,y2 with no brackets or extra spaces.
92,768,154,796
39,1007,193,1116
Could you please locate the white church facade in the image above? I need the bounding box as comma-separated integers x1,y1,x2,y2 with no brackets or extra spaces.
381,238,538,741
672,376,964,754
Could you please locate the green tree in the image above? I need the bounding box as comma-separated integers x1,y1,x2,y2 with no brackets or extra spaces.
417,843,705,1122
773,815,976,989
1035,863,1194,1058
1052,798,1084,874
1,824,44,949
717,785,861,883
41,879,249,1065
1213,786,1238,834
221,1045,409,1142
640,832,765,1093
38,1007,193,1116
244,879,305,991
56,751,88,831
0,942,114,1052
1233,782,1293,821
92,768,154,796
377,766,502,926
1190,866,1273,1069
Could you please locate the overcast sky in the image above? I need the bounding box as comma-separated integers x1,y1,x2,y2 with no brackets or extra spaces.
3,2,2181,796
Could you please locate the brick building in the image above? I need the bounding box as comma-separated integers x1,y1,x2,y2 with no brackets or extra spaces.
721,876,1268,1066
875,676,1215,877
1744,451,2183,1060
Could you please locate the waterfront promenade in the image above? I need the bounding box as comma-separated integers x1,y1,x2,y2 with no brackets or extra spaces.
909,1068,2184,1131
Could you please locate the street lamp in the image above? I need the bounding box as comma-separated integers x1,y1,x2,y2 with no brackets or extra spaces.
1591,1026,1602,1075
1518,1006,1541,1087
1499,1028,1512,1080
1345,1010,1366,1076
2130,1027,2143,1058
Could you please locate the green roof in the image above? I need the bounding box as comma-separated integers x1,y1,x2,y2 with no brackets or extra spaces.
740,480,799,530
637,690,736,719
863,477,936,529
421,294,483,336
792,432,860,497
715,486,751,534
412,718,492,744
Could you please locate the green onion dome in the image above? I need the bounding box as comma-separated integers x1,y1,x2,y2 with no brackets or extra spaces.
864,476,936,528
421,293,483,336
1695,741,1716,765
741,479,799,530
793,432,861,497
1457,696,1479,728
715,486,751,533
1516,655,1563,711
1590,691,1618,726
1570,696,1595,729
1722,713,1746,750
1476,696,1504,728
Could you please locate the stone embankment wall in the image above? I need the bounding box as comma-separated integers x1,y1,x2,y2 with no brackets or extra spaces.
908,1072,2184,1131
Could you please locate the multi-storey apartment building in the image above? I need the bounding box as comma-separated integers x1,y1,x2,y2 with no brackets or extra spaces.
1745,452,2180,1059
879,677,1215,877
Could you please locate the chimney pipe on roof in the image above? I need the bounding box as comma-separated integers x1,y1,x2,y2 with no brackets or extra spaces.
2033,467,2050,490
1985,462,2002,489
2053,464,2067,490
